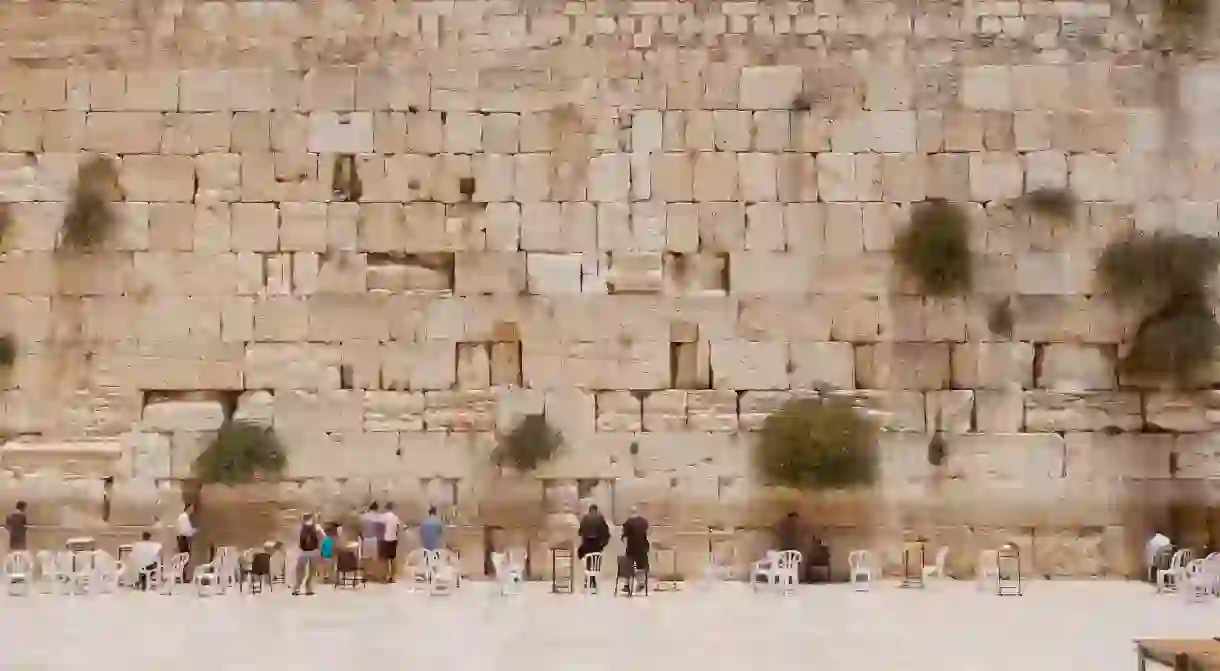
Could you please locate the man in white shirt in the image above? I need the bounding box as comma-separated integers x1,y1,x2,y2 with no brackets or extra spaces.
131,531,162,591
175,504,195,555
379,503,401,583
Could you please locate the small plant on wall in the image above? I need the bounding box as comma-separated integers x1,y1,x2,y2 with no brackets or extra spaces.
893,198,973,297
0,334,15,369
1097,231,1220,387
0,203,11,248
61,156,121,250
193,421,287,485
1018,187,1077,224
754,397,879,491
492,414,563,472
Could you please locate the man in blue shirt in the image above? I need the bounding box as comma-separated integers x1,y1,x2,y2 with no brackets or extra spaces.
420,506,444,551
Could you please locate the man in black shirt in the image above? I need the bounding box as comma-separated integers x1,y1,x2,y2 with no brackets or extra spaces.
621,506,650,581
5,501,28,552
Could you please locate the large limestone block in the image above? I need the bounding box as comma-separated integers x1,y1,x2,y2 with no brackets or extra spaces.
944,433,1064,485
234,390,274,426
975,391,1024,433
738,391,794,431
363,391,426,432
1144,392,1220,432
0,440,124,478
523,338,669,390
424,391,496,432
543,389,596,441
537,432,633,480
962,65,1014,111
124,431,171,480
1037,344,1115,390
141,400,226,432
643,390,687,432
1173,433,1220,478
526,253,582,294
686,390,739,432
245,343,341,391
856,343,950,390
826,389,927,432
1016,252,1093,295
739,66,803,110
926,390,974,434
1024,391,1142,432
1064,432,1172,485
951,342,1034,389
283,430,402,479
789,341,855,389
0,473,105,528
454,253,526,295
710,340,789,390
274,389,362,433
380,341,457,390
595,391,642,432
108,478,173,527
1031,528,1106,578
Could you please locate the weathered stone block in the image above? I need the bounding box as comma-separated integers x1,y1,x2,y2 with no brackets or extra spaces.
1037,344,1115,390
856,343,950,390
141,400,226,432
710,340,788,390
1024,392,1142,432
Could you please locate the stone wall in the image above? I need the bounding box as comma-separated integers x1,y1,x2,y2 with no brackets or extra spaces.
0,0,1217,578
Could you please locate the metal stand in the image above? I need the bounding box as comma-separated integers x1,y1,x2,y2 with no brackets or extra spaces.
550,546,574,594
997,543,1022,596
901,539,926,589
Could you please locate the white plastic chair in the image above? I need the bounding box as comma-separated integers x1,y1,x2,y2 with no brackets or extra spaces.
773,550,801,594
89,550,125,594
195,546,237,596
34,551,59,594
581,552,604,593
1204,552,1220,596
849,550,874,591
404,549,430,590
428,550,458,596
1158,549,1194,594
64,551,93,595
923,547,949,581
491,552,523,596
977,549,999,592
437,549,462,588
158,552,189,594
1182,558,1211,603
3,551,33,596
751,550,779,591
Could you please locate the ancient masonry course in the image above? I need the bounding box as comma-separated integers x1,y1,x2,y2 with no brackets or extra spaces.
0,0,1216,579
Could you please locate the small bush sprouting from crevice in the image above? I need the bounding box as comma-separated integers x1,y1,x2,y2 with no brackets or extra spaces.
0,335,15,368
1019,187,1077,223
61,156,121,250
988,297,1015,339
1098,231,1220,386
893,199,973,297
1098,231,1220,311
492,414,563,472
754,397,878,491
927,432,947,467
1123,297,1220,384
193,421,287,485
331,155,363,202
0,203,11,248
1162,0,1209,26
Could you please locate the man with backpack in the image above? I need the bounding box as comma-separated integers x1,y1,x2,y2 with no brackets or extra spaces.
293,512,324,596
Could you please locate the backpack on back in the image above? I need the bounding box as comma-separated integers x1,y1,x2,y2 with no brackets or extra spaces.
299,524,319,551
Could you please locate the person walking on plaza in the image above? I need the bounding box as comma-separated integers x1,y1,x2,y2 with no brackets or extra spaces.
293,512,324,596
379,503,401,583
360,502,383,579
420,505,444,551
577,504,610,560
5,500,28,552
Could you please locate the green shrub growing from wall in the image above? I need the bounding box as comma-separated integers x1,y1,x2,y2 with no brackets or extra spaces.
493,414,563,472
194,421,287,485
754,397,878,491
893,199,973,297
1097,231,1220,387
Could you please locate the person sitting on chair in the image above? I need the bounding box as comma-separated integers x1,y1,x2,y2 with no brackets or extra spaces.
131,531,162,591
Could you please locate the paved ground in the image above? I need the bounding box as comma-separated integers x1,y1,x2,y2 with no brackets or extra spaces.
2,579,1219,670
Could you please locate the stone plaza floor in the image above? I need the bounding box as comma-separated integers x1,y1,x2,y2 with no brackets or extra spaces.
2,579,1219,670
